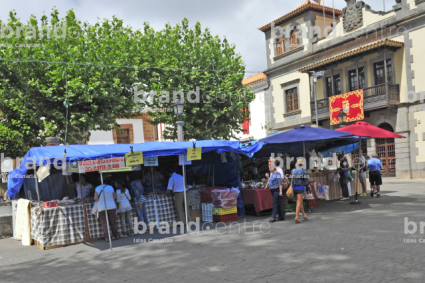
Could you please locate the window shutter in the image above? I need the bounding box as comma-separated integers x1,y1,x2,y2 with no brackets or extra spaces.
287,92,293,112
293,92,298,111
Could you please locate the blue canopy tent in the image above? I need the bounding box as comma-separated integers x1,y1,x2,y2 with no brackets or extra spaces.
8,140,246,198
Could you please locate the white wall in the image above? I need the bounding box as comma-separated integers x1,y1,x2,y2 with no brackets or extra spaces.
235,90,267,141
88,119,145,144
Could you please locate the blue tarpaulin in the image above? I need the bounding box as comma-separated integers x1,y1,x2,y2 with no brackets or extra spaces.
8,140,254,198
258,125,353,144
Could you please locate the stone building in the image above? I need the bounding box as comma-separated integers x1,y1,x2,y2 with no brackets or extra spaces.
258,0,425,178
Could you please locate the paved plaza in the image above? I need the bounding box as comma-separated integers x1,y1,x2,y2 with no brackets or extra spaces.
1,178,424,283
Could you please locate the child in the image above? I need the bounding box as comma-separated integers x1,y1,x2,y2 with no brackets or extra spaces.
115,179,133,236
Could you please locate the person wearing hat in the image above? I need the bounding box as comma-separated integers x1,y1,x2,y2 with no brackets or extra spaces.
115,179,133,237
290,159,309,224
265,158,285,222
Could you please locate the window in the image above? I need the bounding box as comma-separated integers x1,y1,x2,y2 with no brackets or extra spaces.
374,59,392,85
276,37,285,55
325,74,341,97
117,129,130,144
286,87,298,112
290,28,300,50
349,67,365,91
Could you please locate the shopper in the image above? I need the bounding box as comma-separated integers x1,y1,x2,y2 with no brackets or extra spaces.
265,158,285,222
94,180,119,242
290,159,309,224
274,159,284,178
165,168,190,223
115,179,133,237
66,174,93,199
358,150,367,196
127,173,149,230
338,154,349,200
367,153,383,198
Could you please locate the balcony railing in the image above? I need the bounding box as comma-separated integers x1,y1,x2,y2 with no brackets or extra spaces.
311,83,400,121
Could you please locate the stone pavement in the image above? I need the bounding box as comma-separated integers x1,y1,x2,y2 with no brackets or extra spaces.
1,178,424,283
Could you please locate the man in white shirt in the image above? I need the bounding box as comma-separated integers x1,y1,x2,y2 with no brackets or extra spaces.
165,168,190,223
275,160,284,178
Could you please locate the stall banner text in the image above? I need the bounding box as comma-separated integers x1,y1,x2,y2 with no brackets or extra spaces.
144,156,158,167
79,157,125,173
187,147,202,161
125,151,144,167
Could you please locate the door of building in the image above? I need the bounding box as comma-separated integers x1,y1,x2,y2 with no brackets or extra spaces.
375,123,396,176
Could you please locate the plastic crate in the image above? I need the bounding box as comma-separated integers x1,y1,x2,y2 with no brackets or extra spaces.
213,213,237,223
212,206,237,215
202,203,213,222
213,198,237,208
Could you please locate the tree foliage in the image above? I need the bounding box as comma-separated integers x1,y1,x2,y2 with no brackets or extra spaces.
137,19,254,140
0,11,252,145
0,9,142,146
0,123,29,158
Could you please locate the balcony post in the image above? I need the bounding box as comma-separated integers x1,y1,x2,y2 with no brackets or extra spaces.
383,47,389,104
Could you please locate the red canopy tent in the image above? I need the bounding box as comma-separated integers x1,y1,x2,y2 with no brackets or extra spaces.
335,121,405,139
335,121,405,203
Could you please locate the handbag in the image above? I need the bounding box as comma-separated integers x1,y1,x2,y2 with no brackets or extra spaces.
286,172,295,200
91,189,103,217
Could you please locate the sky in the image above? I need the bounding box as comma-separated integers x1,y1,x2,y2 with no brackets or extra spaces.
1,0,391,77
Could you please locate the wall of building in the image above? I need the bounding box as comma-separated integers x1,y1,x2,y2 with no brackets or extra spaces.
413,111,425,163
88,118,146,144
410,28,425,100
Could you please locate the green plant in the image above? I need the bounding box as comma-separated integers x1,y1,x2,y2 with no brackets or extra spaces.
263,122,273,132
0,123,29,159
39,119,58,137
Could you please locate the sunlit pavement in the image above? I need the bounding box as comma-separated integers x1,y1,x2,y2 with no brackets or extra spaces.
1,178,424,283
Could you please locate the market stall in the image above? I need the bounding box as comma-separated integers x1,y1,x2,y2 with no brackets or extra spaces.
8,140,261,249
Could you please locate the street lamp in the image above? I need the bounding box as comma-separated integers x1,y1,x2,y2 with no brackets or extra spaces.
337,110,347,124
308,70,325,127
173,99,185,141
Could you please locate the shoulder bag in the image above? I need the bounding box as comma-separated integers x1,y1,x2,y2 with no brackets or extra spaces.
286,172,295,201
91,189,104,217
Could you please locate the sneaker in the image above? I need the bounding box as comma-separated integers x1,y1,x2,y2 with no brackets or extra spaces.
376,193,381,198
129,231,134,236
340,197,347,201
278,217,285,221
269,218,276,222
121,233,128,238
370,191,374,197
359,193,366,197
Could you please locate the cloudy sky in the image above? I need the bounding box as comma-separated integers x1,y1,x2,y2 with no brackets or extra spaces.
2,0,390,77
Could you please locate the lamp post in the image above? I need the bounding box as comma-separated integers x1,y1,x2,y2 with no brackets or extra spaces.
173,98,189,233
308,70,325,127
337,110,347,124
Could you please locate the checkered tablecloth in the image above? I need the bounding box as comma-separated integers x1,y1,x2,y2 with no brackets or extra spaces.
146,194,178,226
84,203,138,239
84,195,178,239
31,204,85,247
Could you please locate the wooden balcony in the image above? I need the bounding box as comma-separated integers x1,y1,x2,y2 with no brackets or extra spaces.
311,83,400,121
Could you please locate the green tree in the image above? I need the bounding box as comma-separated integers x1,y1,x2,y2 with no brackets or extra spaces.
0,123,29,159
0,9,144,146
136,19,254,140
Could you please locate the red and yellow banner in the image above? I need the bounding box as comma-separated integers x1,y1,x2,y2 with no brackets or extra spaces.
329,90,364,125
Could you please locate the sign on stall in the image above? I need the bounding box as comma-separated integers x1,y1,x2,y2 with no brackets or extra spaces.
78,157,125,173
187,147,202,161
37,165,50,182
125,150,144,167
144,156,158,167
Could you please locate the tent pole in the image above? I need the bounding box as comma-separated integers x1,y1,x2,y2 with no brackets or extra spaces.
34,169,40,202
100,171,113,250
181,155,189,235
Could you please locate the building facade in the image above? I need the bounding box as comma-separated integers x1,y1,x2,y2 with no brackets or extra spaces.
237,73,269,142
259,0,425,179
88,113,162,144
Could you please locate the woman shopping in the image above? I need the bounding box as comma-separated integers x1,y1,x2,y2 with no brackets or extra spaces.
115,179,133,237
94,179,120,242
290,159,309,224
265,158,286,223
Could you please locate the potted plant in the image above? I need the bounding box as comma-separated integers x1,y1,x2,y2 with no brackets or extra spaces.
39,118,60,145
